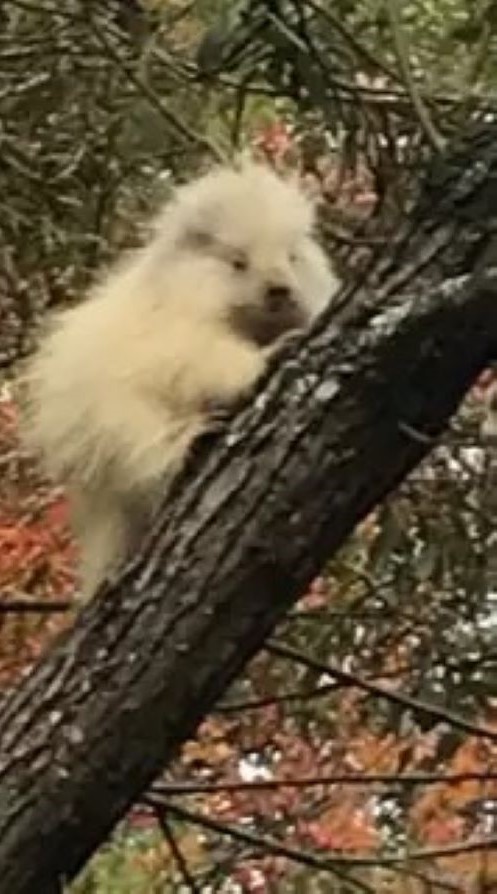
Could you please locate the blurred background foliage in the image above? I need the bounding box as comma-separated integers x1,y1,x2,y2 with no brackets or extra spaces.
2,1,497,891
3,0,497,367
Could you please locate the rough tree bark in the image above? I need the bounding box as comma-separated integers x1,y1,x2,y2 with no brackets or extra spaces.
1,123,497,893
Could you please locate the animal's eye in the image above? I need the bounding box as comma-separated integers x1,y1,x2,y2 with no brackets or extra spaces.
183,229,213,251
231,254,249,272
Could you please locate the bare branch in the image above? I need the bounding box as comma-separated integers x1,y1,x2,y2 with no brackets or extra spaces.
268,641,497,744
154,770,497,797
384,0,445,151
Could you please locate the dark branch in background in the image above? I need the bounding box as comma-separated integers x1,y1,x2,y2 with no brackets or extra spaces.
85,11,226,162
148,799,376,893
153,806,202,894
384,0,444,150
192,0,484,157
147,798,464,892
267,641,497,743
306,0,400,84
1,120,497,892
216,681,345,712
0,599,72,614
154,771,497,797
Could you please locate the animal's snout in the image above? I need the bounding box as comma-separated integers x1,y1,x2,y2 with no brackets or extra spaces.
265,284,294,312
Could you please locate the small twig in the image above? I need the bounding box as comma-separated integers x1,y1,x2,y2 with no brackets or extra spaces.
385,0,444,152
224,72,253,154
154,804,202,894
165,0,197,30
216,682,344,713
267,641,497,743
86,14,226,162
306,0,400,84
154,770,497,797
145,798,376,892
146,798,467,889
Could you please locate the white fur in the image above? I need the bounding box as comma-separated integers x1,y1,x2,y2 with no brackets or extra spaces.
23,161,340,598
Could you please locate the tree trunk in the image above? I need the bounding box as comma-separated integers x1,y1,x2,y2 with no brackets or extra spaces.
1,124,497,893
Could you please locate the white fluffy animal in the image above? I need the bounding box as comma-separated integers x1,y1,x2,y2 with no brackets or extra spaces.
24,161,340,599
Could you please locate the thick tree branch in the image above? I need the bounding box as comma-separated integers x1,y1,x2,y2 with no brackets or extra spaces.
1,123,497,892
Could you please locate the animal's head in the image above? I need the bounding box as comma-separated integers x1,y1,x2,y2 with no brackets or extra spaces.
153,162,340,346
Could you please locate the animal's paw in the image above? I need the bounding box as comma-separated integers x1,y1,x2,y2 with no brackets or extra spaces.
207,405,232,433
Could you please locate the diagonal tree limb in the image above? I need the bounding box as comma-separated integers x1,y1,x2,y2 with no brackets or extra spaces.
1,123,497,892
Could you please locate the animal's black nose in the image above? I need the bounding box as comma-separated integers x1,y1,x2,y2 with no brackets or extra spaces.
265,284,292,312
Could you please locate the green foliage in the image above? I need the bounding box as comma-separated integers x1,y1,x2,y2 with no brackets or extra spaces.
2,0,496,370
69,827,170,894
